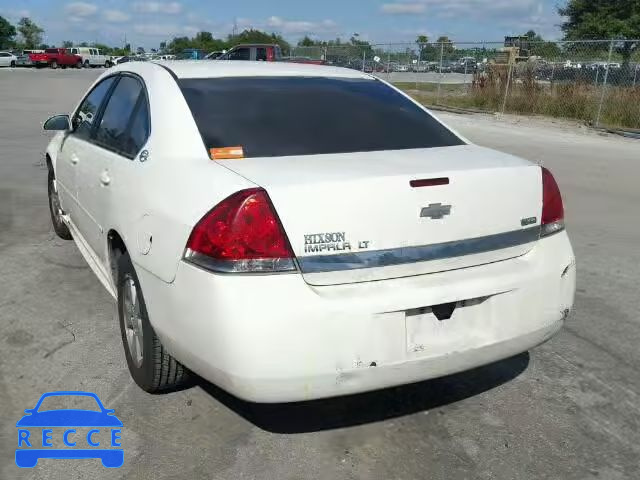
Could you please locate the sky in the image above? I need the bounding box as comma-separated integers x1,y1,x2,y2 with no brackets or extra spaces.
0,1,566,49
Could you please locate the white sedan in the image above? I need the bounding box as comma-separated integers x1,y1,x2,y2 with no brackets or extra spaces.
43,61,575,402
0,51,17,67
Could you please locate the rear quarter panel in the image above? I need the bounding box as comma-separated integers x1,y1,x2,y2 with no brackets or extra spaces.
102,64,255,284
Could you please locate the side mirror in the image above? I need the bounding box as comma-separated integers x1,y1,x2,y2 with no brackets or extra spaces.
44,114,71,131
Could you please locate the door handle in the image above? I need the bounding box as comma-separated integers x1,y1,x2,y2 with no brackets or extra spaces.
99,171,111,186
70,154,79,165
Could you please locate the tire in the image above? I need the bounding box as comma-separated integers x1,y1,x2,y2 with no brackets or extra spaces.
117,252,190,392
10,60,15,68
48,170,72,240
84,60,90,68
75,61,82,69
105,61,112,68
50,60,58,69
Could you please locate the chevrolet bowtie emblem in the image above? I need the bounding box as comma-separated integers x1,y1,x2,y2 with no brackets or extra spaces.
420,203,451,219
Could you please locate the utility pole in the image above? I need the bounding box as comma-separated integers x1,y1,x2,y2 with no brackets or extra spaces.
595,39,615,128
437,42,444,102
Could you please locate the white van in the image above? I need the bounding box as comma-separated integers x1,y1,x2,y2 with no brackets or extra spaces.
68,47,112,68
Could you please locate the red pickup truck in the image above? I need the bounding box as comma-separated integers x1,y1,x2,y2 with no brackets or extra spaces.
26,48,82,69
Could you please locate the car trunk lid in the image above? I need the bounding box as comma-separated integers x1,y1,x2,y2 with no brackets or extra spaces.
217,144,542,286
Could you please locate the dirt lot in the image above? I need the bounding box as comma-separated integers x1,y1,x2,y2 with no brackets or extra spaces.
1,68,639,479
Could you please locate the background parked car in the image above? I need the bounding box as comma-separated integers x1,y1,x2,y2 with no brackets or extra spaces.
151,54,176,60
204,51,225,59
216,44,283,61
392,63,410,72
113,55,147,65
19,48,82,69
68,47,112,68
453,58,478,73
0,51,17,67
411,61,430,72
440,61,454,73
15,50,43,67
178,48,207,60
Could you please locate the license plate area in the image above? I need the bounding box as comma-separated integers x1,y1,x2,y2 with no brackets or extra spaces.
405,297,492,356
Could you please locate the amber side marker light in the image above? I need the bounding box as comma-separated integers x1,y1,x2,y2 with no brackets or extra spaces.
210,146,244,160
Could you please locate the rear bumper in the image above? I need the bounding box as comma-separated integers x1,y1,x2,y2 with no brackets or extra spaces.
137,231,575,403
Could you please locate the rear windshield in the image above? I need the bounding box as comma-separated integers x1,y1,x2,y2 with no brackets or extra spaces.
179,77,463,158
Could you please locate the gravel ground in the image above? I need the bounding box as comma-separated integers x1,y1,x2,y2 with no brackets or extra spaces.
1,68,639,480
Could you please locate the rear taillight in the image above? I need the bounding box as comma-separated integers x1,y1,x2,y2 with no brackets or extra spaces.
541,167,565,237
184,188,296,273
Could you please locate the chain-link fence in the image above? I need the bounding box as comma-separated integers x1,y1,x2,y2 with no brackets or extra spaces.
290,40,640,131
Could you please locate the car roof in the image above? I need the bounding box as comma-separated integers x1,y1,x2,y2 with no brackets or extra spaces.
150,60,373,80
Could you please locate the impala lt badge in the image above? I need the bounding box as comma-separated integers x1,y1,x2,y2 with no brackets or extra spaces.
304,232,351,253
420,203,451,219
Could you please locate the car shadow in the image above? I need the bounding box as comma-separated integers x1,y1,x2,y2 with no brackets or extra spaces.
197,352,530,434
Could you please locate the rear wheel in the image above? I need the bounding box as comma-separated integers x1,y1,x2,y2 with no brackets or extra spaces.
48,170,72,240
10,60,15,68
84,60,90,68
117,252,190,392
75,61,82,69
50,60,58,69
105,60,112,68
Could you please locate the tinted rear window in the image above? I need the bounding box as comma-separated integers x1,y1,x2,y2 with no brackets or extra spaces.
179,77,463,158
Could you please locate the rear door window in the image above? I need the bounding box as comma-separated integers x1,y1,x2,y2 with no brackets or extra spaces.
179,76,463,158
94,76,147,157
256,48,267,61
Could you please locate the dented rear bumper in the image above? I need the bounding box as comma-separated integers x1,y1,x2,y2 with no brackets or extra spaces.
136,231,575,403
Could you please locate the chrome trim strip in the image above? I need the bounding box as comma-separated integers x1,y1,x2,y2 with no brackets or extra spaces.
298,226,542,274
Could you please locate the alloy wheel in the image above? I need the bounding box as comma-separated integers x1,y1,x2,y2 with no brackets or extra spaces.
122,275,144,368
